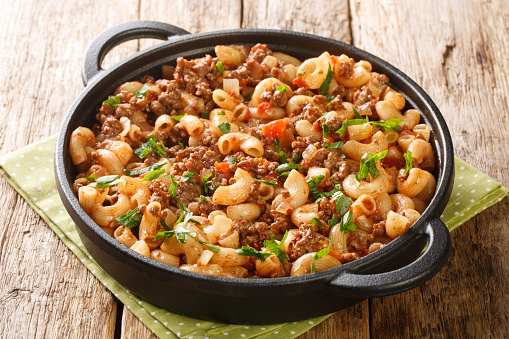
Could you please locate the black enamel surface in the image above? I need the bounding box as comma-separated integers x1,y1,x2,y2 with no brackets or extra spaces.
55,21,454,324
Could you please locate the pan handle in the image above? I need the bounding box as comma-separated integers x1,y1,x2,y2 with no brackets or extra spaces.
327,216,451,298
82,21,190,86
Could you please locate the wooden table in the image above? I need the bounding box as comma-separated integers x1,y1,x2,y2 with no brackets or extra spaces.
1,0,508,337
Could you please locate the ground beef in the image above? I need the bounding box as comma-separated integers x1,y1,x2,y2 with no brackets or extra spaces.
293,87,314,96
291,136,321,158
316,197,334,230
288,225,329,261
101,116,123,138
260,83,292,107
368,220,387,242
353,86,377,114
347,230,370,253
301,104,323,123
148,179,172,210
301,148,329,169
327,96,345,111
269,211,292,235
340,253,359,264
174,55,221,101
175,181,201,206
227,44,273,86
372,72,389,86
236,157,279,179
197,200,222,217
235,220,272,250
245,181,266,205
335,57,354,78
324,153,351,180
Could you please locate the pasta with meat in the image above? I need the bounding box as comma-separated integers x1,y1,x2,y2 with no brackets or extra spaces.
69,43,436,278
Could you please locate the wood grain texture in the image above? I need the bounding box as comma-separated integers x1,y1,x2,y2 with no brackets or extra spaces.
0,0,137,338
350,0,509,337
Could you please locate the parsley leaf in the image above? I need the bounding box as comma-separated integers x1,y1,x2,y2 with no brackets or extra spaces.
297,70,307,77
133,83,150,98
168,177,178,196
319,63,335,96
178,141,185,149
339,210,357,234
253,178,278,185
323,141,344,149
244,90,254,101
331,190,352,215
276,85,288,92
263,232,289,264
403,150,413,175
199,195,208,203
275,163,301,172
311,217,322,227
293,153,302,163
103,95,121,107
355,150,388,182
161,218,171,231
335,117,369,135
227,157,237,165
322,123,329,139
141,169,165,182
311,238,332,273
217,111,226,116
194,238,220,254
202,172,217,195
369,118,404,132
171,113,188,122
353,106,363,119
236,246,272,262
217,121,231,134
182,171,196,183
328,216,339,228
273,138,280,153
307,175,326,200
85,173,96,181
87,175,124,188
124,161,166,176
216,61,225,76
202,112,210,119
134,135,167,158
279,151,288,164
116,206,143,228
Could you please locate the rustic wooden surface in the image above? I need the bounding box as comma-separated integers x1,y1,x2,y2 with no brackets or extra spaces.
0,0,507,338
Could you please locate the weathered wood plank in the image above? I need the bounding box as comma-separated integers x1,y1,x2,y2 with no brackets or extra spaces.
0,0,139,338
350,0,509,337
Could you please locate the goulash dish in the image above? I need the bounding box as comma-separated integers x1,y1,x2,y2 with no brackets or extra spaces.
69,44,436,278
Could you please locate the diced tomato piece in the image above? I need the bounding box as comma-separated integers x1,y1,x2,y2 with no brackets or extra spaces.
240,79,248,91
138,172,148,180
174,73,182,83
214,162,230,173
261,119,287,140
325,136,335,143
257,101,272,113
312,121,321,131
293,77,306,88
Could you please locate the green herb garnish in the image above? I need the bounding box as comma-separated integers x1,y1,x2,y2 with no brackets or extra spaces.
275,163,301,172
311,217,322,227
85,173,96,181
335,117,369,135
369,118,404,132
319,64,335,95
355,150,388,182
403,150,413,175
133,83,150,98
227,157,237,165
103,95,121,108
253,178,278,185
297,70,307,77
273,138,280,153
87,175,124,188
202,112,210,119
182,171,196,183
293,153,302,163
217,121,231,134
141,169,165,182
307,175,326,200
124,161,166,176
217,111,226,116
322,123,329,139
202,172,217,195
323,141,344,149
263,231,289,264
116,206,143,228
339,211,357,234
276,85,288,92
236,246,273,262
171,113,188,122
199,195,208,203
216,61,225,76
134,135,167,158
311,238,332,273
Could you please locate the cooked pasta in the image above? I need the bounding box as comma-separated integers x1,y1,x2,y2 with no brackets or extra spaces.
69,43,437,279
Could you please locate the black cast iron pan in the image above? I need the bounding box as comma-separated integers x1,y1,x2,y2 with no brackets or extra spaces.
55,21,455,324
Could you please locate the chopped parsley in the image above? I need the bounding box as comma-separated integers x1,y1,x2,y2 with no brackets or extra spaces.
124,161,166,176
253,178,278,185
182,171,196,183
263,232,289,264
134,135,167,158
323,141,344,149
87,175,124,188
178,141,185,149
275,163,301,172
297,70,308,77
236,245,273,262
339,210,357,234
311,217,322,227
217,121,231,134
116,206,143,228
171,113,188,122
322,123,329,139
160,218,171,231
244,90,254,101
85,173,96,181
353,107,363,119
311,238,332,273
154,229,218,253
167,177,178,196
202,112,210,119
133,83,150,97
319,63,335,95
307,175,326,200
335,117,369,135
199,195,208,203
369,119,404,132
216,61,225,76
227,157,237,165
335,111,403,135
293,153,302,163
273,137,280,153
279,151,288,164
276,85,288,92
103,95,121,108
202,172,217,195
403,150,413,175
141,169,165,182
217,111,226,116
355,150,388,182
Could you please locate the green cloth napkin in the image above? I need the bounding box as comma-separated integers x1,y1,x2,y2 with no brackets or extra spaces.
0,135,507,339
